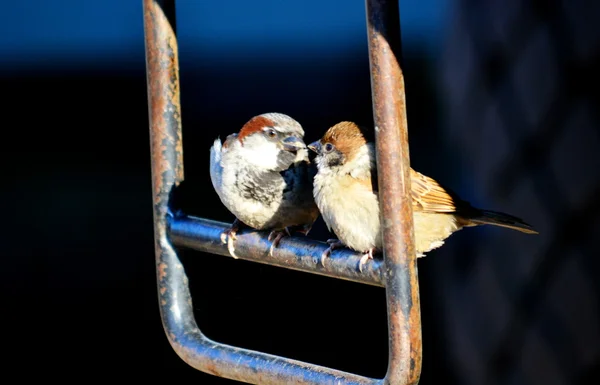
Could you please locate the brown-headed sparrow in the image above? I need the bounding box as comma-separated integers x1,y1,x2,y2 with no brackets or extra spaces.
308,121,538,271
210,113,319,258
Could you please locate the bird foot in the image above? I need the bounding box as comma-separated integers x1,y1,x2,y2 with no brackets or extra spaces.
220,219,241,259
358,248,376,273
268,228,291,256
320,239,344,266
293,223,313,237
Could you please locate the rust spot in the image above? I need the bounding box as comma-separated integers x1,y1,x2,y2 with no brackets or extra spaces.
237,115,275,142
145,0,183,206
203,361,221,376
150,129,164,204
160,286,167,295
158,262,168,280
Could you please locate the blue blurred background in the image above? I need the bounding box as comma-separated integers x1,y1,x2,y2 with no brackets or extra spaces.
0,1,446,68
3,1,599,384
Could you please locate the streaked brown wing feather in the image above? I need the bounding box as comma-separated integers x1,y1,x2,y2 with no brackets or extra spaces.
364,164,457,212
410,169,458,212
356,150,462,214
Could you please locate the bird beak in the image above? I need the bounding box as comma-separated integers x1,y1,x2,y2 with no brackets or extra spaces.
307,141,321,154
282,136,306,152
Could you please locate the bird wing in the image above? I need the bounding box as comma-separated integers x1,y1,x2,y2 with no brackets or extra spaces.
366,164,459,213
409,169,458,213
209,138,224,196
347,142,459,213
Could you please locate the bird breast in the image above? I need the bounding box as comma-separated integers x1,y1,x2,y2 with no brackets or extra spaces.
313,172,382,252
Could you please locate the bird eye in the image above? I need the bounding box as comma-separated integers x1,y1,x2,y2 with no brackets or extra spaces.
324,143,334,152
265,128,277,138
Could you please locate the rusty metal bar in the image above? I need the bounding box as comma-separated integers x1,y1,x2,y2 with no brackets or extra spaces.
145,0,389,383
366,0,422,384
169,214,384,286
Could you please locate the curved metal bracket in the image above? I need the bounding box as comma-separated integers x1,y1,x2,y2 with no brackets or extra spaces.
143,0,421,383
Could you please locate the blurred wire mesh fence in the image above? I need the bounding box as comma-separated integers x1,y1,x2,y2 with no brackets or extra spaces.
435,1,600,384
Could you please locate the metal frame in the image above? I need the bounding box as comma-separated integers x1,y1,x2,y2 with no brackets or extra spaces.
144,0,421,383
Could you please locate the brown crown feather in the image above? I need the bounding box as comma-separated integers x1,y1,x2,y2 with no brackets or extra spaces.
237,115,275,141
322,121,369,161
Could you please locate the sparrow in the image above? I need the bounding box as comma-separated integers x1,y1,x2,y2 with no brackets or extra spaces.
308,121,538,271
210,112,319,258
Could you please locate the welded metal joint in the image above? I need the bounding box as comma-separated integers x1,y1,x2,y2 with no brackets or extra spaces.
145,0,421,384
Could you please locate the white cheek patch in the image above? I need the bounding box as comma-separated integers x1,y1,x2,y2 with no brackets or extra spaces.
239,136,281,170
314,155,334,175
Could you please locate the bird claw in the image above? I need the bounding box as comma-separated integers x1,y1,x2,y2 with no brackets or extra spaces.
294,223,313,237
267,228,291,256
227,236,238,259
221,219,241,259
358,248,375,273
219,231,228,244
320,239,344,266
220,220,239,244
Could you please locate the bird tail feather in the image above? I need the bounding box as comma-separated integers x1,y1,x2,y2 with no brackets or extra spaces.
468,209,538,234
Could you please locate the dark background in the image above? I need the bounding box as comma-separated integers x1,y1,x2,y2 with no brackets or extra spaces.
3,1,599,384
